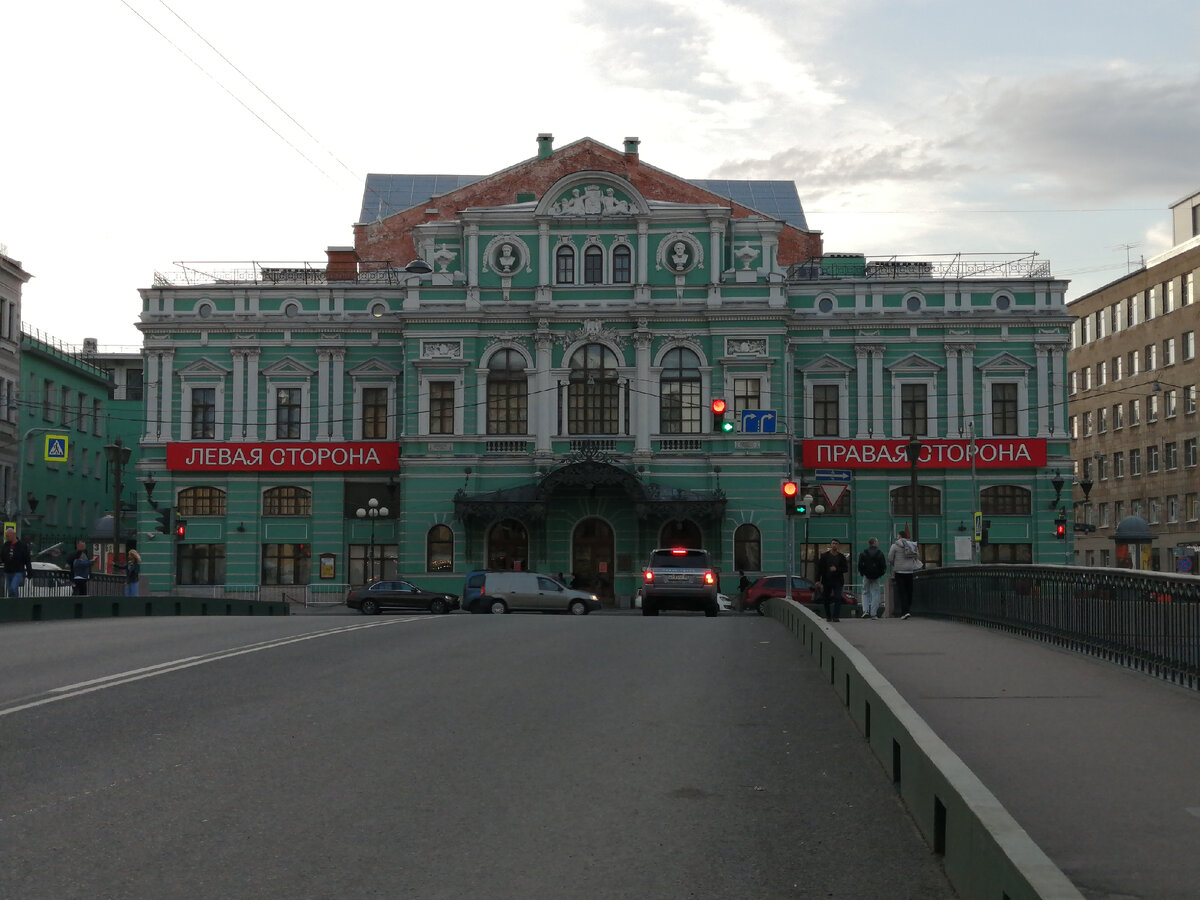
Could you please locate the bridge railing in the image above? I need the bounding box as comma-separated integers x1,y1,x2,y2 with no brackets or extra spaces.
915,565,1200,689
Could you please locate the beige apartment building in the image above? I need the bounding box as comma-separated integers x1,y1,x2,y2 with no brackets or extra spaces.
1068,189,1200,573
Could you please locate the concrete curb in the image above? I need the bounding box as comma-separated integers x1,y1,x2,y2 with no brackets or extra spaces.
769,598,1083,900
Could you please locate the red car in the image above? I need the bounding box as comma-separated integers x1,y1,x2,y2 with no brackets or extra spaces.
742,575,857,616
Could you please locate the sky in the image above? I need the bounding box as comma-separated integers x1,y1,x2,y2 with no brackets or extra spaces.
4,0,1199,350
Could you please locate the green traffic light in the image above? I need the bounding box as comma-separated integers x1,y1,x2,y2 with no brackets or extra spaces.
720,420,734,433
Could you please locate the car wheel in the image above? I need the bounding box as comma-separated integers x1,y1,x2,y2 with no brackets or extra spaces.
360,598,380,615
756,598,768,616
489,599,508,614
568,599,588,616
429,597,448,615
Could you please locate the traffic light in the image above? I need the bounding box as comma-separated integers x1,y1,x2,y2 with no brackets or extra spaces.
782,481,799,515
175,518,187,540
156,508,174,535
711,399,733,433
795,494,808,516
1054,511,1067,540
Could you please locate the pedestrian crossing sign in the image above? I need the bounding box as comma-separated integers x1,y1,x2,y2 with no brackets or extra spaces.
44,434,69,462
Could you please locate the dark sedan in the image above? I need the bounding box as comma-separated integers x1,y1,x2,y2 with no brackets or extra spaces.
346,580,460,615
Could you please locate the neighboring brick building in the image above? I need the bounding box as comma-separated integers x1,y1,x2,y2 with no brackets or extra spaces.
135,135,1072,599
1067,188,1200,572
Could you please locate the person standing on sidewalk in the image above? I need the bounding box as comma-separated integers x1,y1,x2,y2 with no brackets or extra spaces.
69,540,93,596
857,537,887,619
1,527,34,598
818,539,849,622
887,529,922,618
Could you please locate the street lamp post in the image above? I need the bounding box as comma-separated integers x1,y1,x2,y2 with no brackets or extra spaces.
905,436,923,550
355,497,390,582
104,437,132,565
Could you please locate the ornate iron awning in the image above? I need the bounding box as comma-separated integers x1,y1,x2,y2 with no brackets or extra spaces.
453,461,726,525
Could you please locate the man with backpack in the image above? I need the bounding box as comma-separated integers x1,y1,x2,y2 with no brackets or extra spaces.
856,537,888,619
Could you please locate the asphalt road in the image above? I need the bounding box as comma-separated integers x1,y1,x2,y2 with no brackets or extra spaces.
0,612,955,899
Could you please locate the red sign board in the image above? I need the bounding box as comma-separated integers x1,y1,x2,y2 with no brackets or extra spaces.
801,438,1047,470
167,442,400,472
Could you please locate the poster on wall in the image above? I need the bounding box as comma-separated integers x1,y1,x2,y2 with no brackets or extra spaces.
319,554,336,580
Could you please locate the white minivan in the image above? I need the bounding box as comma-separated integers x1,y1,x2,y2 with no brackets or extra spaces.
470,572,601,615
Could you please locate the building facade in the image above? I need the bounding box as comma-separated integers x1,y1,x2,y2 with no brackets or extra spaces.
0,250,31,518
136,135,1073,600
1068,188,1200,573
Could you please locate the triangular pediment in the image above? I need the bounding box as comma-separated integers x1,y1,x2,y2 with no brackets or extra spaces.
887,353,943,374
976,352,1032,374
178,359,231,377
261,357,316,377
800,353,854,375
347,359,401,378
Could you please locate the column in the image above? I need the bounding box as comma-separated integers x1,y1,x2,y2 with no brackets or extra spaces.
330,350,345,440
709,221,722,284
634,331,652,453
538,223,550,286
637,220,649,284
158,350,174,441
146,352,160,442
534,332,554,453
872,350,885,436
960,345,976,433
231,349,245,441
466,224,479,287
317,350,331,440
1035,345,1050,436
855,346,870,438
245,350,261,440
945,347,960,436
1052,346,1066,435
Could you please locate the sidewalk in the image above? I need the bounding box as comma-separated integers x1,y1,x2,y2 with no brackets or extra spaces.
840,616,1200,900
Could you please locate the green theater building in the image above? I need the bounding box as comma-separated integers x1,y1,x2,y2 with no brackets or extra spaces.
135,135,1073,601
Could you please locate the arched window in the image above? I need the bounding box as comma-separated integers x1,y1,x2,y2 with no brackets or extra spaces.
733,524,761,572
426,524,454,571
613,244,632,284
486,349,528,435
889,485,942,517
567,343,619,435
659,346,701,434
583,246,604,284
555,245,575,284
659,519,702,548
262,486,312,517
980,485,1032,516
487,519,528,571
178,486,226,517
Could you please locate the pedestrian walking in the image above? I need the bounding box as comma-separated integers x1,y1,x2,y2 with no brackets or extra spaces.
887,529,922,618
817,539,849,622
69,540,93,596
1,527,34,598
856,537,887,618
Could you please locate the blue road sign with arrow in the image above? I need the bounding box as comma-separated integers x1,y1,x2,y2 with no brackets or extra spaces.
739,409,776,433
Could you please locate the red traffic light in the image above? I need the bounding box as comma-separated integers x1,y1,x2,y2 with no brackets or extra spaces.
711,399,727,415
782,481,799,498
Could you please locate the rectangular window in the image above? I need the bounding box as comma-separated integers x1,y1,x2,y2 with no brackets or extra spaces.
1096,455,1108,481
1184,331,1196,361
991,383,1019,435
191,388,216,439
1082,367,1092,391
612,247,631,283
60,387,71,426
1082,411,1093,436
555,249,575,284
126,369,144,402
1113,403,1124,430
1130,448,1142,476
1187,492,1199,522
177,544,226,586
1165,442,1178,470
1113,356,1122,381
900,383,927,436
1164,337,1176,366
1186,385,1197,415
1149,497,1161,525
583,248,603,284
1186,438,1198,468
261,544,311,586
486,378,528,435
1165,389,1177,418
1147,394,1159,423
1129,398,1140,426
1097,407,1108,433
1132,498,1144,518
1113,451,1124,478
1114,500,1124,521
362,387,388,439
1069,371,1077,395
429,381,455,435
733,378,761,417
276,388,302,439
42,379,54,422
659,380,700,435
1145,343,1157,371
1147,444,1160,473
1100,503,1111,527
813,385,840,437
92,399,103,435
1129,350,1139,376
1095,361,1106,387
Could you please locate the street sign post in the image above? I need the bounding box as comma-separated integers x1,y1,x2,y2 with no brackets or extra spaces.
814,469,852,484
739,410,777,433
44,434,69,463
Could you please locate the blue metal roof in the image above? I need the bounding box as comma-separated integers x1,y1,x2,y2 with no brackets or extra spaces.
358,174,808,230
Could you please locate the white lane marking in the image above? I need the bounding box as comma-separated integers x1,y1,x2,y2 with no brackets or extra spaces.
2,617,431,717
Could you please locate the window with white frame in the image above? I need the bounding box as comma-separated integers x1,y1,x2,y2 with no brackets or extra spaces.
1130,398,1141,426
659,347,701,434
1130,448,1142,476
1097,406,1108,434
486,349,529,436
1113,355,1122,380
1164,337,1176,366
1165,442,1178,469
1113,403,1124,430
1149,497,1161,524
583,245,604,284
733,377,762,418
990,382,1019,435
1165,389,1177,418
900,383,928,437
1147,444,1160,473
1184,331,1196,361
418,373,464,437
812,384,840,437
613,244,632,284
1095,361,1106,386
1113,451,1124,478
274,387,303,439
1186,492,1198,522
1186,385,1197,415
555,245,575,284
1186,438,1197,468
429,382,455,435
191,388,216,439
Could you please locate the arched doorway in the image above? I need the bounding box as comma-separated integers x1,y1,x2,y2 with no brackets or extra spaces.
571,517,615,603
487,519,529,571
658,519,702,548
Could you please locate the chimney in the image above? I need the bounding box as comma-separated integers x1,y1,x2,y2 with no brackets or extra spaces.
325,246,359,282
623,136,640,160
537,133,554,160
